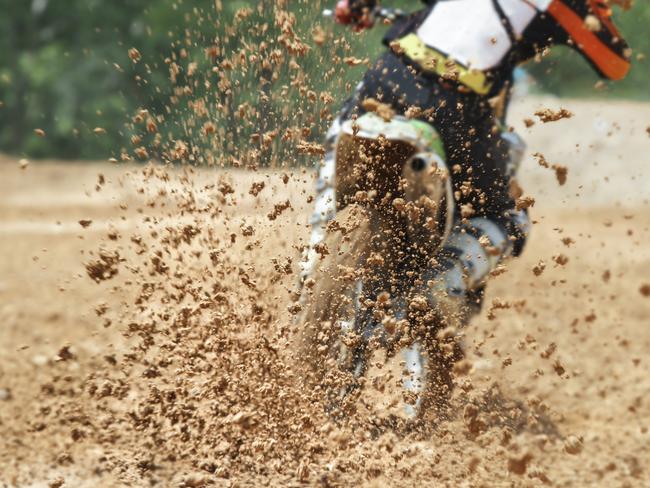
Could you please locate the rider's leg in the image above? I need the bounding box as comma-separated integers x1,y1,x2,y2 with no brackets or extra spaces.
420,116,531,326
406,126,530,416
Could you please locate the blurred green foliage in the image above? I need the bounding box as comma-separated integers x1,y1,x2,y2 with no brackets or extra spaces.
0,0,647,160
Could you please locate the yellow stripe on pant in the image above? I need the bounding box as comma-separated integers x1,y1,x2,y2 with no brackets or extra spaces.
395,34,493,95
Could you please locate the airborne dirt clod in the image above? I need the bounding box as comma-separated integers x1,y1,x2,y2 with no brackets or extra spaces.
534,108,573,123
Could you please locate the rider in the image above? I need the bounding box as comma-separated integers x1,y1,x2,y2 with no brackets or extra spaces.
303,0,630,327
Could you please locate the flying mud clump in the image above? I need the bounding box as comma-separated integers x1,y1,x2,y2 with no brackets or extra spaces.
84,249,121,283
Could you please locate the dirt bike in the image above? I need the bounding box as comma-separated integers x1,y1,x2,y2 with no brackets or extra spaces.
299,116,466,417
298,6,467,420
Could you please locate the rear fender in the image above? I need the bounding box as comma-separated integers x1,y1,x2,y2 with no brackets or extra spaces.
341,113,445,158
335,113,452,250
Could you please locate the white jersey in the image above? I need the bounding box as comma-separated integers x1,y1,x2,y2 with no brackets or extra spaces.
415,0,552,70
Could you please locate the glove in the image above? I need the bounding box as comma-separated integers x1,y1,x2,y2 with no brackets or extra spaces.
334,0,376,31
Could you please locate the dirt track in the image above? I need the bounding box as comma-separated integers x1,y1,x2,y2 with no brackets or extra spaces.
1,97,650,487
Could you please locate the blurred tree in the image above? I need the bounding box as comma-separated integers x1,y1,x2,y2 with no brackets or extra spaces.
0,0,149,159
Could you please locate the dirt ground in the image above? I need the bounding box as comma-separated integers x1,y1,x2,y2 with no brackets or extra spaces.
1,97,650,487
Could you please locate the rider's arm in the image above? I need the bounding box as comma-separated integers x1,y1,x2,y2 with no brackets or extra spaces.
547,0,631,80
334,0,376,27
